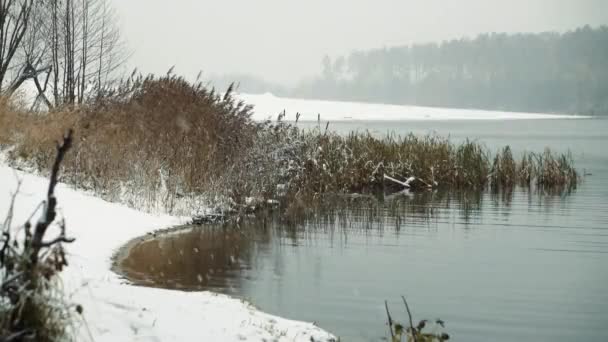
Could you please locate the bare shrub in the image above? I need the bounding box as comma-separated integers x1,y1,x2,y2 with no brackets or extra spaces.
1,131,77,341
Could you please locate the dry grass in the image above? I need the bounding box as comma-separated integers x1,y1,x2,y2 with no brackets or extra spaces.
491,146,517,189
0,75,579,218
1,75,258,213
0,98,26,147
495,147,578,191
278,129,575,198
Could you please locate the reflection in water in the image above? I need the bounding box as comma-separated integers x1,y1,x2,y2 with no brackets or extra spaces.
115,183,608,342
120,227,258,290
120,189,504,291
114,116,608,340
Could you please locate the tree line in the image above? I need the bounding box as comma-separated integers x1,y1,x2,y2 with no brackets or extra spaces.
0,0,124,110
291,25,608,115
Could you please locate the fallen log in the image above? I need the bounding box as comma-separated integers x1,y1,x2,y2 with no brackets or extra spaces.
383,174,413,188
383,174,436,190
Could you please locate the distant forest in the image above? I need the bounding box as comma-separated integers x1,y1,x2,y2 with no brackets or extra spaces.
295,25,608,115
230,26,608,115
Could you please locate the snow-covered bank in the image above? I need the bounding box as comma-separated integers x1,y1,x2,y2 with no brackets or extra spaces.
0,164,335,342
240,93,591,121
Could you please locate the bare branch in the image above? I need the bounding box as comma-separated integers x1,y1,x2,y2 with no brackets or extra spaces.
0,329,35,342
33,236,75,248
402,296,417,342
30,129,73,264
385,300,395,340
0,271,23,291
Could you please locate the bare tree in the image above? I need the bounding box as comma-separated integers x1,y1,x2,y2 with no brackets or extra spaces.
0,0,35,93
8,0,53,108
4,0,126,108
45,0,126,106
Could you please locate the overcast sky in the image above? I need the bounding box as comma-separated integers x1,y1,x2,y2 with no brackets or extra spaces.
110,0,608,85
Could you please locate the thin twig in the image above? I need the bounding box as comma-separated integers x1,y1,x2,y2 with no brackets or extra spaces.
2,178,22,232
24,201,44,227
0,329,35,342
0,272,23,291
0,177,22,265
385,300,395,340
33,236,75,248
401,296,417,342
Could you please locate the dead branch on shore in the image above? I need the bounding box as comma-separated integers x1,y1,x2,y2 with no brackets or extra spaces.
1,129,77,341
30,129,74,264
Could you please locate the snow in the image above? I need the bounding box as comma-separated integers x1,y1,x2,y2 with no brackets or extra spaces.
0,163,335,342
239,93,591,121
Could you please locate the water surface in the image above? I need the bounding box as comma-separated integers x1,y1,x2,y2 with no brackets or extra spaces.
118,118,608,341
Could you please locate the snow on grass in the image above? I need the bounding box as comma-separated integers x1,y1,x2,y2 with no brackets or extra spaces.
240,93,591,121
0,163,335,342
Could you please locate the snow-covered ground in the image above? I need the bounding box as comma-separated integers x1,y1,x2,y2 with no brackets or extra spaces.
17,80,589,121
0,162,335,342
240,93,590,121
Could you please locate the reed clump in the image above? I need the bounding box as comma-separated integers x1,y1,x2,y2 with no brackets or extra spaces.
284,129,576,199
494,147,578,190
491,146,517,188
0,75,579,218
1,75,258,213
292,132,487,195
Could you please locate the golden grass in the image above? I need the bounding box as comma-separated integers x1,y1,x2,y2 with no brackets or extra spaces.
0,76,579,216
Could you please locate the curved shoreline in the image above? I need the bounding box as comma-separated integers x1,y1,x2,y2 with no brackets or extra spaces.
0,164,336,342
110,225,198,290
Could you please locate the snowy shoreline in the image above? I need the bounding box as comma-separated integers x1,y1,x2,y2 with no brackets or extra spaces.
109,224,195,289
0,164,335,342
240,93,592,122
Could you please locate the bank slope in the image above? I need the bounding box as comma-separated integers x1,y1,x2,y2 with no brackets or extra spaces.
0,163,335,342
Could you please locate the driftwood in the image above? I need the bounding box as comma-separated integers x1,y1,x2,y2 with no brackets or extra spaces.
384,174,435,191
384,174,412,188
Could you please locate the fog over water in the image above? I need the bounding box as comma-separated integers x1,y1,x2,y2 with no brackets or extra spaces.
110,0,608,84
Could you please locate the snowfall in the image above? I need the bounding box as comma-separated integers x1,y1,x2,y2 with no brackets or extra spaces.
1,92,589,341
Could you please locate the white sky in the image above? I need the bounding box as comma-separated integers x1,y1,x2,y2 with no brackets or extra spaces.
110,0,608,85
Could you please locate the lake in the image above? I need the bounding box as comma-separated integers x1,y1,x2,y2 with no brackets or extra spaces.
117,118,608,341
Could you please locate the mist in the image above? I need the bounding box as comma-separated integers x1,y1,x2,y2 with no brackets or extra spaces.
1,1,607,342
110,0,608,85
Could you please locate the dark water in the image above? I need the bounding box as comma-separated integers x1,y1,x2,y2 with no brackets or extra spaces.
118,118,608,341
